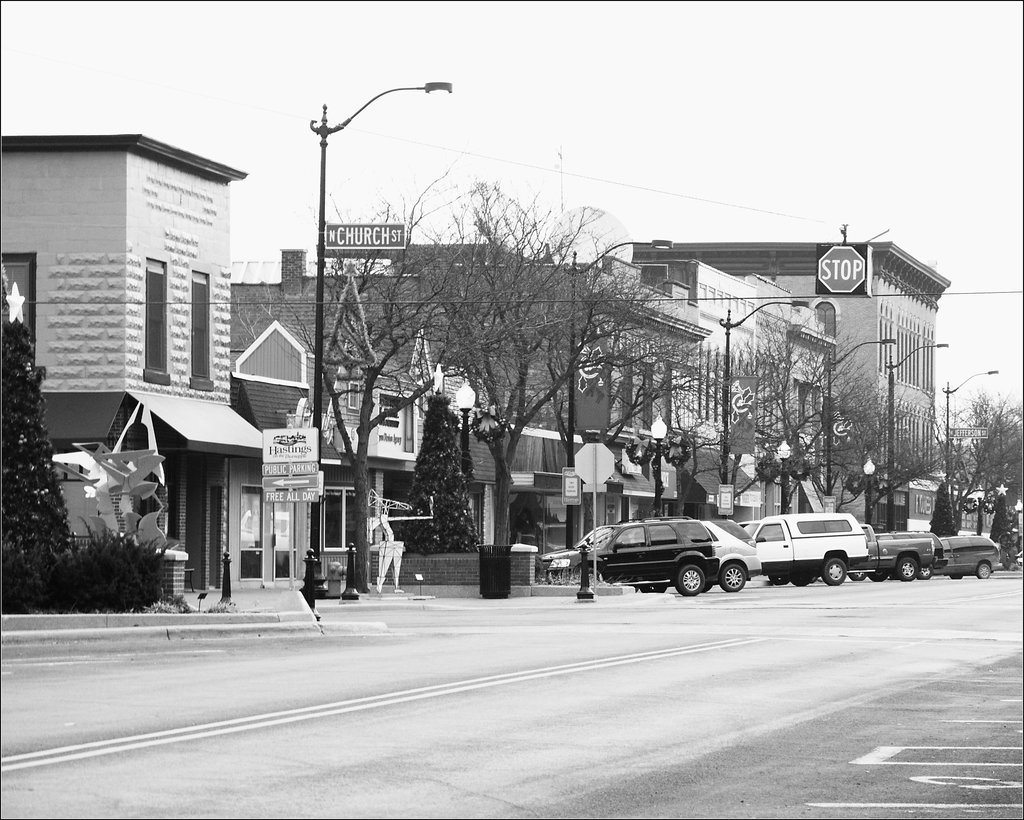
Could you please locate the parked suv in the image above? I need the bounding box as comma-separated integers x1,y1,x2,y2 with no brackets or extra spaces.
595,518,723,597
539,526,615,584
936,535,1000,579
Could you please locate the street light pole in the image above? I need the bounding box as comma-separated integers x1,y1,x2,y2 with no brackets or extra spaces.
307,83,451,575
456,380,476,477
943,370,998,480
884,342,948,531
825,338,895,495
863,456,876,526
651,415,667,515
776,440,793,514
720,300,808,486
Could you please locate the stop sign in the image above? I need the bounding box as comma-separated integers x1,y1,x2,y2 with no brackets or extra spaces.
817,244,868,294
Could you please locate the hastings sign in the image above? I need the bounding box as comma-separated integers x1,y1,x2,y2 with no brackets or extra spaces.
263,428,320,464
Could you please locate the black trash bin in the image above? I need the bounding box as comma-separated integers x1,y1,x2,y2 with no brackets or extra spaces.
478,544,513,599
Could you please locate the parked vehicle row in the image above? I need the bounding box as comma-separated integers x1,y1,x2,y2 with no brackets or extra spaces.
539,513,1002,596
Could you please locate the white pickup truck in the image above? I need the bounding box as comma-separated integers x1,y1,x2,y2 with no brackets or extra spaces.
744,513,871,586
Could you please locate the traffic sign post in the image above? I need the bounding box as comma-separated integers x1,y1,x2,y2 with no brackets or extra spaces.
816,243,871,296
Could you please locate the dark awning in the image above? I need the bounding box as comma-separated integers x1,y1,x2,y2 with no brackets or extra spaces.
43,391,124,449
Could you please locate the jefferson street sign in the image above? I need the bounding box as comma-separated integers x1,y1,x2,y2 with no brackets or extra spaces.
951,427,989,439
816,243,871,296
325,223,407,251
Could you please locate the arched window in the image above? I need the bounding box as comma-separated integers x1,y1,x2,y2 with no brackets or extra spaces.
816,302,836,337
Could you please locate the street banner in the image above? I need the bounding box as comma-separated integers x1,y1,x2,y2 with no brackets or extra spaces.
730,376,757,454
575,343,610,432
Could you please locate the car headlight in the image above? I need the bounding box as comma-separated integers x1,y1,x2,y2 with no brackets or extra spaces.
547,558,570,569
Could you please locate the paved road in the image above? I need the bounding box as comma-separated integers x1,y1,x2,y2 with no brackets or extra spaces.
2,576,1021,818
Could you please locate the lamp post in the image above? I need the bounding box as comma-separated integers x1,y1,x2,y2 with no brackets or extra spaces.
884,342,948,531
456,380,476,476
776,440,793,513
651,415,667,515
825,338,896,495
564,238,671,551
307,82,452,574
943,370,999,481
863,456,876,526
720,300,808,486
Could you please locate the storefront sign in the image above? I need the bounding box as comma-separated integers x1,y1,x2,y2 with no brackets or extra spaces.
718,484,734,515
562,468,581,506
263,428,319,464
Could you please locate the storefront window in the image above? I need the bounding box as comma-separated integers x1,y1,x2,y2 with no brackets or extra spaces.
240,487,262,579
273,506,293,580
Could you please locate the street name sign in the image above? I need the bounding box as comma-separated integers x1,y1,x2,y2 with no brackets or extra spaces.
816,243,871,296
951,427,989,439
325,223,407,251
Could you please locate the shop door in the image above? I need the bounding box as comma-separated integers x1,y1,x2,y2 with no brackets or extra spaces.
273,505,296,581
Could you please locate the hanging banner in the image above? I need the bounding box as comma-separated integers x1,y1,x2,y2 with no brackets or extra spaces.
730,376,757,455
575,343,610,432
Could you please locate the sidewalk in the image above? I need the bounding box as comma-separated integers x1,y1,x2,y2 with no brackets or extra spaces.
0,583,627,645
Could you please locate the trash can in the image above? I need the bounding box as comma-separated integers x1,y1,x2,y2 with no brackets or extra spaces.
478,544,513,599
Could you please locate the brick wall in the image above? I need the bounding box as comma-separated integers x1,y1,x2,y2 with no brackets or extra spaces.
369,546,537,588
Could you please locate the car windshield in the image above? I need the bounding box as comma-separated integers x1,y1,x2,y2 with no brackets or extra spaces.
710,520,754,542
574,527,615,551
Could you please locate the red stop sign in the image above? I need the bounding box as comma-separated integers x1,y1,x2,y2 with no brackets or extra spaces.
818,245,867,294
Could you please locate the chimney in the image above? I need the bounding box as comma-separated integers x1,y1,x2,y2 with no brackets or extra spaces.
281,249,307,295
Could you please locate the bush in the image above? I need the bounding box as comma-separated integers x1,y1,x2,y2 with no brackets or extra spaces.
48,531,165,613
1,541,53,613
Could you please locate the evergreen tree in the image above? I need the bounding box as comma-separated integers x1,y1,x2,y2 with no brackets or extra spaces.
929,481,957,537
989,492,1010,545
403,393,478,555
2,278,72,612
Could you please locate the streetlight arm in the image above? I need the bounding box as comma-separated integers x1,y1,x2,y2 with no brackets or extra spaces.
311,83,452,136
721,299,808,331
832,337,896,369
945,370,999,395
888,342,948,371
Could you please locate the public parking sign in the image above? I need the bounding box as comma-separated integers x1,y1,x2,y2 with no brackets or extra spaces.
816,243,871,296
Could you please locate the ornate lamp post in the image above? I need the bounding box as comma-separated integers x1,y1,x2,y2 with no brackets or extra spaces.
308,82,452,573
456,380,476,476
943,370,998,480
776,440,793,514
825,339,895,494
884,343,947,531
863,456,876,526
650,415,667,515
720,301,808,486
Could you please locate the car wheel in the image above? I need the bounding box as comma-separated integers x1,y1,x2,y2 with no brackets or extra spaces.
916,565,933,580
719,562,747,593
821,557,847,586
893,556,919,582
976,562,992,579
768,575,789,586
791,574,814,587
848,571,866,581
674,563,705,597
869,571,889,582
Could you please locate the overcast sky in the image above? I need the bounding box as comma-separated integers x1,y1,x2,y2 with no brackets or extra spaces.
2,1,1022,404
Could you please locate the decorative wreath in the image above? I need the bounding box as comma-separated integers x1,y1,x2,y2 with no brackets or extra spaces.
663,435,690,468
472,405,510,444
625,436,653,466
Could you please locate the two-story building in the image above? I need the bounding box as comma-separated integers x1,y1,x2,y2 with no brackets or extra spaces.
2,134,263,589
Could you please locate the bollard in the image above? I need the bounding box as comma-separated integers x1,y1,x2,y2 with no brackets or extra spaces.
301,549,320,617
577,541,594,601
219,550,232,605
341,544,360,601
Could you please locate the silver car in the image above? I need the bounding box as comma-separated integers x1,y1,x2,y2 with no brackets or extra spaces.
700,520,763,592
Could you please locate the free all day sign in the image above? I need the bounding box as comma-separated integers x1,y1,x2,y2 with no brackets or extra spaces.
815,243,871,297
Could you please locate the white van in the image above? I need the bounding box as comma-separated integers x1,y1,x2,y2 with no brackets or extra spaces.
745,513,870,586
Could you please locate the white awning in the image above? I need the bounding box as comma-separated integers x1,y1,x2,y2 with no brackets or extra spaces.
127,391,262,458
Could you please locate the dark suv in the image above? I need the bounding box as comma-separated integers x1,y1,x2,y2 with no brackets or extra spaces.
595,518,722,597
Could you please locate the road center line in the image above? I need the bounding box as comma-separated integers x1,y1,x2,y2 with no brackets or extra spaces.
2,637,763,773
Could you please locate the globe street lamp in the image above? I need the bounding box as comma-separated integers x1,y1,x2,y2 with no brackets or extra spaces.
720,301,808,486
825,338,895,495
650,415,668,514
776,439,793,513
863,456,876,526
565,238,671,550
943,370,998,481
308,82,452,576
455,380,476,477
884,342,948,531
